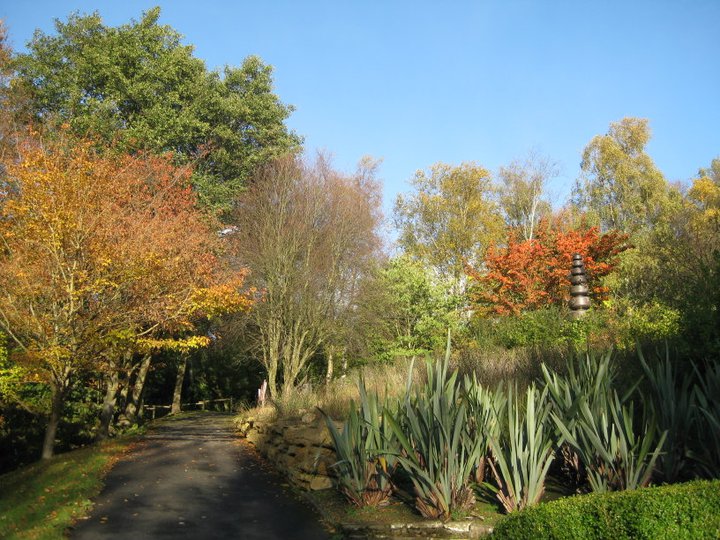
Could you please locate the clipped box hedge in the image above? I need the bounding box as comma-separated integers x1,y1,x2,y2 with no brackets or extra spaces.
492,480,720,540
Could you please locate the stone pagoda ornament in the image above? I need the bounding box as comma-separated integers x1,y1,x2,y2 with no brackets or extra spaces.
568,253,590,319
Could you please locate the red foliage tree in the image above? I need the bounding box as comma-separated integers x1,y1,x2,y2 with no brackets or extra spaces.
0,131,253,457
467,219,629,316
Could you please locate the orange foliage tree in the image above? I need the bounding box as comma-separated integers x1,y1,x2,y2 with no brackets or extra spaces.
0,131,252,457
466,219,629,317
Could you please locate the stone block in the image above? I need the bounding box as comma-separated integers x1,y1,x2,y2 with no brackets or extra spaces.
309,475,333,490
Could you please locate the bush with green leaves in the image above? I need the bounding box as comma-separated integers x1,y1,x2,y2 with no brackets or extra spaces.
492,479,720,540
552,387,665,493
321,378,398,507
616,300,681,346
385,346,483,520
638,345,696,483
472,306,619,352
542,351,619,488
463,375,506,484
693,359,720,478
360,255,461,364
475,307,569,349
486,384,556,513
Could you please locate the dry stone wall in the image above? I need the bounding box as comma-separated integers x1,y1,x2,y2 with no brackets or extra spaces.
236,409,339,491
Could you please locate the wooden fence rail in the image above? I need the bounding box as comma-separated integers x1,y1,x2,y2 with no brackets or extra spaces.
143,398,234,420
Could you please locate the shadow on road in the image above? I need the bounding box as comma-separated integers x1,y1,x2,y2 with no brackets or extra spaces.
70,412,332,540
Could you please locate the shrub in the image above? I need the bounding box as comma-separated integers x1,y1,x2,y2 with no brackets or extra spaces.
386,345,483,520
492,479,720,540
472,306,618,352
486,384,555,513
612,300,682,347
693,359,720,478
639,345,696,483
486,308,570,349
463,375,507,484
321,377,398,507
542,351,618,488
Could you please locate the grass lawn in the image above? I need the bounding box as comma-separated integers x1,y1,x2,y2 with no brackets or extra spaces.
0,435,140,539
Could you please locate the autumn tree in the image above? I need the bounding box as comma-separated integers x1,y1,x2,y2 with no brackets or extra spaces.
0,20,30,161
698,157,720,185
0,20,12,155
231,154,382,399
467,218,629,317
394,162,504,290
624,157,720,355
683,158,720,348
573,118,671,234
498,150,555,241
0,131,252,457
14,8,301,214
90,153,254,439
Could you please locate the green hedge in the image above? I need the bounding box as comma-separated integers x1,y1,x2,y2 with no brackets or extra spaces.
492,480,720,540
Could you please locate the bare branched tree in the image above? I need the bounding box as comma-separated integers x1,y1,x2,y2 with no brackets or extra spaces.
231,154,382,399
498,150,557,241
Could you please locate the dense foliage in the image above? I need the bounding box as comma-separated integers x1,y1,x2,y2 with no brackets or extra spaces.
467,220,629,316
0,131,253,458
14,8,301,215
324,345,720,523
492,479,720,540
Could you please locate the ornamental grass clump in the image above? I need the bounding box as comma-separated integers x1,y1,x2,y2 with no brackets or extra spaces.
463,375,507,484
541,351,618,488
693,359,720,478
552,389,666,493
486,384,556,513
321,377,397,507
638,345,697,483
385,341,484,521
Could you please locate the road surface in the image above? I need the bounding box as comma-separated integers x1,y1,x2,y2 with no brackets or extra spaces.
70,412,331,539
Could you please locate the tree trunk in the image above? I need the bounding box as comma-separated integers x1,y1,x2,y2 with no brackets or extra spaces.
96,369,120,441
171,355,187,414
117,372,130,415
41,379,67,459
260,319,281,400
124,354,152,424
137,391,146,418
266,366,277,402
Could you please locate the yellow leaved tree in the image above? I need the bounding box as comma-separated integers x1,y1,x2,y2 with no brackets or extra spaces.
0,131,253,457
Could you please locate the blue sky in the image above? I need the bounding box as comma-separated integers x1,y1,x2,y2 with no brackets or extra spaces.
2,1,719,223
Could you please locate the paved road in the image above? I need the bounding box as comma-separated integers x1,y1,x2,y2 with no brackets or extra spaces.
70,412,331,539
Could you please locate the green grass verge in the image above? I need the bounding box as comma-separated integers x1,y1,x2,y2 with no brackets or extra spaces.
0,436,139,539
492,479,720,540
